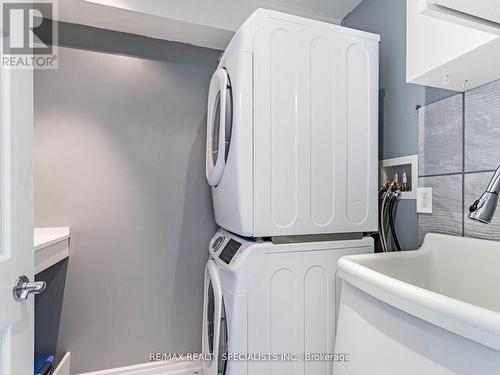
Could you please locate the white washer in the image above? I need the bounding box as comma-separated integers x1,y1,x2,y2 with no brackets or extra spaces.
202,229,374,375
206,9,380,238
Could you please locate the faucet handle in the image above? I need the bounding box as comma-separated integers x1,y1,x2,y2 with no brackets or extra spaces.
469,200,480,213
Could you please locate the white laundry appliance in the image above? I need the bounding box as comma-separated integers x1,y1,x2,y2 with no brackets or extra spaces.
206,8,380,238
202,229,374,375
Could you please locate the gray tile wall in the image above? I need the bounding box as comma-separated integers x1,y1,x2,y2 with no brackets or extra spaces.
465,80,500,173
418,95,463,176
418,79,500,243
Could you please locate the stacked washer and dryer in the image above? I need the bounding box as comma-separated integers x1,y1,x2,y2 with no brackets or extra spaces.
202,9,379,375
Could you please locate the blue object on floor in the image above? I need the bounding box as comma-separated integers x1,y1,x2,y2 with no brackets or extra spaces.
34,354,54,375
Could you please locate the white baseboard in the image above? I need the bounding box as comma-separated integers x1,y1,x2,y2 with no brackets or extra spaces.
77,360,202,375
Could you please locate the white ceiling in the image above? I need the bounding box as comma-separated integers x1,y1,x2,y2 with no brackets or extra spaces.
57,0,363,50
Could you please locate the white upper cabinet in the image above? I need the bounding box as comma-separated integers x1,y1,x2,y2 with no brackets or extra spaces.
419,0,500,35
407,0,500,91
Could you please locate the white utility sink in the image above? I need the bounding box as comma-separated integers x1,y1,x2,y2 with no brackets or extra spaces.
334,233,500,375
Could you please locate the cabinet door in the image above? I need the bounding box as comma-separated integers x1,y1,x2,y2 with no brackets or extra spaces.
253,16,378,237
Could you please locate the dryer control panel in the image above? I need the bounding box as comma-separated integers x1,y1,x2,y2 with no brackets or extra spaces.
208,229,250,268
219,239,242,264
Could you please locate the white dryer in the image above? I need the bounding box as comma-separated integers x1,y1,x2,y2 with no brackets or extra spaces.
206,9,380,238
201,229,374,375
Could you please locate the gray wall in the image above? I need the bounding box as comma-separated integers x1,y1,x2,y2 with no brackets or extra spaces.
34,22,219,373
418,80,500,243
343,0,457,250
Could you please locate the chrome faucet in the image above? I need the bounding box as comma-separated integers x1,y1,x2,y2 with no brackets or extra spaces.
468,165,500,224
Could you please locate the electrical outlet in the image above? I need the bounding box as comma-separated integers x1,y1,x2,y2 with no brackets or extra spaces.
417,187,433,213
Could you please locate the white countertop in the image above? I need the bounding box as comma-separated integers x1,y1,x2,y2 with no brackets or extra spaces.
34,227,70,250
34,227,71,274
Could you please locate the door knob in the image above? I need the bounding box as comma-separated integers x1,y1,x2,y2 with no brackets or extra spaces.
13,275,46,301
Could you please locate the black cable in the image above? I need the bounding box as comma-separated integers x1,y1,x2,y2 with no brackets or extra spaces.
388,195,402,251
387,196,396,251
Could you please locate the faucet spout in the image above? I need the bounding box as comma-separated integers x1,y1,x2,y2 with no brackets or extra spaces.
485,165,500,195
468,165,500,224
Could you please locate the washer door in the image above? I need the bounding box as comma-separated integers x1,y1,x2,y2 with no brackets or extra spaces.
206,68,233,187
202,260,228,375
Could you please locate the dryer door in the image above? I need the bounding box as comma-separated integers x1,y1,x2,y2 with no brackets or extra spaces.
206,68,233,187
202,260,228,375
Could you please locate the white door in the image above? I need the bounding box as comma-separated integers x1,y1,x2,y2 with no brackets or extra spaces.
202,260,228,375
206,68,233,187
0,25,37,375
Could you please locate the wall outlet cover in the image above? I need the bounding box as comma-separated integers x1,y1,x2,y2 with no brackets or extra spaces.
417,187,433,214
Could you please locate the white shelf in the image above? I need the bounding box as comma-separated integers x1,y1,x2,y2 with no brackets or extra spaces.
34,227,70,274
52,352,71,375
